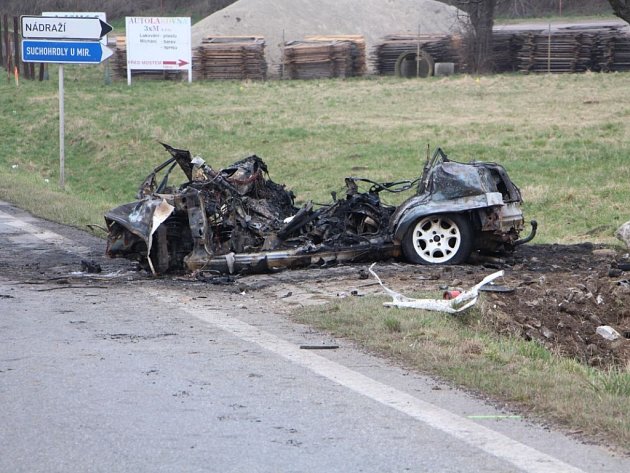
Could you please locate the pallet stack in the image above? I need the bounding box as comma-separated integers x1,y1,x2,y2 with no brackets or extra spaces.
492,31,526,72
372,27,630,76
111,26,630,80
594,28,630,72
111,36,127,78
499,26,630,74
370,34,464,75
516,32,594,73
303,35,366,76
195,36,267,80
282,40,357,79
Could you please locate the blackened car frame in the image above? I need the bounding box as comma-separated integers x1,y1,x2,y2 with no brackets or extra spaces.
104,144,536,275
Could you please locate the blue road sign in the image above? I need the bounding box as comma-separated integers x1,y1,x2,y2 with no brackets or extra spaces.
22,39,113,64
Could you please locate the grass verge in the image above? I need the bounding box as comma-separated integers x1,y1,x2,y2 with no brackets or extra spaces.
294,295,630,450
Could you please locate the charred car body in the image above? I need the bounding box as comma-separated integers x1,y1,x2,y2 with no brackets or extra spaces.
105,144,536,275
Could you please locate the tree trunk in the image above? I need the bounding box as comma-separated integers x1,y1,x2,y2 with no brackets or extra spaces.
608,0,630,22
460,0,497,73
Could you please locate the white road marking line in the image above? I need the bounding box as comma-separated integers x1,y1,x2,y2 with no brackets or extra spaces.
0,208,92,256
168,300,584,473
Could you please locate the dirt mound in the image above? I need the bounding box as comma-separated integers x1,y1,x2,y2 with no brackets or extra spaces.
240,243,630,369
191,0,464,75
485,244,630,367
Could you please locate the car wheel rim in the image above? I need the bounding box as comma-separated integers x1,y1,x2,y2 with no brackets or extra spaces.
412,215,462,263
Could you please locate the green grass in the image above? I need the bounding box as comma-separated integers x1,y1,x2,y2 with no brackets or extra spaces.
1,67,629,243
294,296,630,449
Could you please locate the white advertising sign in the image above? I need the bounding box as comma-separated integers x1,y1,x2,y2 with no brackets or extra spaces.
125,17,192,83
43,12,108,45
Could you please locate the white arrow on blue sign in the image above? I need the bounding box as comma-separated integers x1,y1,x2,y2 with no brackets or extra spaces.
22,39,113,64
21,16,113,40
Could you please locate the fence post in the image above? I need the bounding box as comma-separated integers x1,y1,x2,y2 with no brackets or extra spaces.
3,15,10,77
547,24,551,74
3,15,8,70
0,17,3,67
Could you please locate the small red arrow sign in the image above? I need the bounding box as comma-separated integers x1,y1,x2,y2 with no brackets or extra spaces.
163,59,188,67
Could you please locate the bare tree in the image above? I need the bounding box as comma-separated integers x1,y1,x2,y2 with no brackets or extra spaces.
608,0,630,22
456,0,497,73
451,0,611,72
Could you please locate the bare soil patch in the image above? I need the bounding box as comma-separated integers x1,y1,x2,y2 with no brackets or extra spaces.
483,244,630,367
236,243,630,368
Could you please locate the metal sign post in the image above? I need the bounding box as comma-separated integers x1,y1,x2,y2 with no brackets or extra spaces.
59,64,64,188
20,14,112,189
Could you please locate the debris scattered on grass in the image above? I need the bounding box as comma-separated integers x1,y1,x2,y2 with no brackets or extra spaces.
596,325,621,341
80,259,102,274
369,263,504,313
467,415,522,420
478,283,514,293
299,345,339,349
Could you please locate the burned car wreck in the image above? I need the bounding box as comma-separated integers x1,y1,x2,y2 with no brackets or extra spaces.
105,144,536,275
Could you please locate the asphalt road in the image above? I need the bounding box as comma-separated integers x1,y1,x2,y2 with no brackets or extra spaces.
1,201,629,473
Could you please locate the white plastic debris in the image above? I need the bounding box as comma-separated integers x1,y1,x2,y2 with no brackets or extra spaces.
146,199,175,275
225,252,236,274
369,263,504,314
615,221,630,250
596,325,620,341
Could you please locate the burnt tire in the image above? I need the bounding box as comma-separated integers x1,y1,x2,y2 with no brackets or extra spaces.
402,213,473,265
